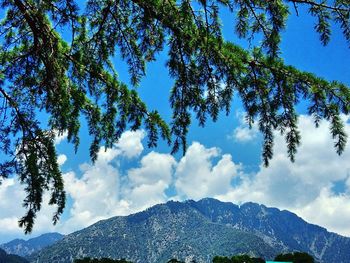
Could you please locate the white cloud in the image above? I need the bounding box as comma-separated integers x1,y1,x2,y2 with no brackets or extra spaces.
59,131,174,233
57,154,67,166
0,178,26,239
117,130,145,158
231,126,258,142
61,165,121,232
0,130,147,239
59,139,238,233
59,130,146,232
293,187,350,237
0,178,61,242
0,217,22,232
93,130,145,163
54,130,68,145
228,111,259,143
123,180,170,212
128,151,175,186
175,142,241,200
124,151,176,211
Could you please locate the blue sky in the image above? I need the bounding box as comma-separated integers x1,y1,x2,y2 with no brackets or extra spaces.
1,3,350,243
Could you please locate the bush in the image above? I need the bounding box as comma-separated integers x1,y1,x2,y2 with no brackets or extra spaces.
274,252,314,263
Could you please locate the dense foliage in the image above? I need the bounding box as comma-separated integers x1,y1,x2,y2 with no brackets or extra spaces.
212,252,315,263
213,255,265,263
166,259,186,263
167,260,198,263
274,252,315,263
0,0,349,232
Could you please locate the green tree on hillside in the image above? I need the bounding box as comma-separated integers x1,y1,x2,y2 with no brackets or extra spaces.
251,258,265,263
167,259,185,263
213,254,265,263
274,252,315,263
0,0,349,232
231,255,254,263
213,256,233,263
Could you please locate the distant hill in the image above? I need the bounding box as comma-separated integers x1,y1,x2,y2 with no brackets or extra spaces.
30,198,350,263
0,247,29,263
0,232,64,257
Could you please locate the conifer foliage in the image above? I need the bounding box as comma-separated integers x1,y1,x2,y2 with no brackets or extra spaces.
0,0,349,233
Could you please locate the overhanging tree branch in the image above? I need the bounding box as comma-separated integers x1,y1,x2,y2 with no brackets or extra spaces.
0,0,349,234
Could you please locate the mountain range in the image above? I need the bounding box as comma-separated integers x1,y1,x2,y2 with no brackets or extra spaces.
0,233,64,257
28,198,350,263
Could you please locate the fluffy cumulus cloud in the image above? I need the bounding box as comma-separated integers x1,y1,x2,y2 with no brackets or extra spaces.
228,111,259,143
293,187,350,236
52,126,242,235
0,179,25,235
117,130,145,158
125,151,176,210
0,178,61,242
59,138,238,234
57,130,178,233
0,130,147,239
175,142,240,199
59,130,148,232
57,154,67,166
2,115,350,242
62,166,121,231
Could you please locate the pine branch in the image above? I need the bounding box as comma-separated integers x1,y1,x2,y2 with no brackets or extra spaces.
289,0,349,12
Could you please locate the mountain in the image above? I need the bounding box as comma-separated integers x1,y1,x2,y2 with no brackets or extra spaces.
0,247,29,263
30,198,350,263
0,232,64,257
192,198,350,262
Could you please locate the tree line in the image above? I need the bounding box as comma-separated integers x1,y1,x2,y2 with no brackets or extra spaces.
74,252,314,263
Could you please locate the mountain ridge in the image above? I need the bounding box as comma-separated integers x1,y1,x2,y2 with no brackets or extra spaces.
0,232,64,257
30,198,350,263
0,247,29,263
